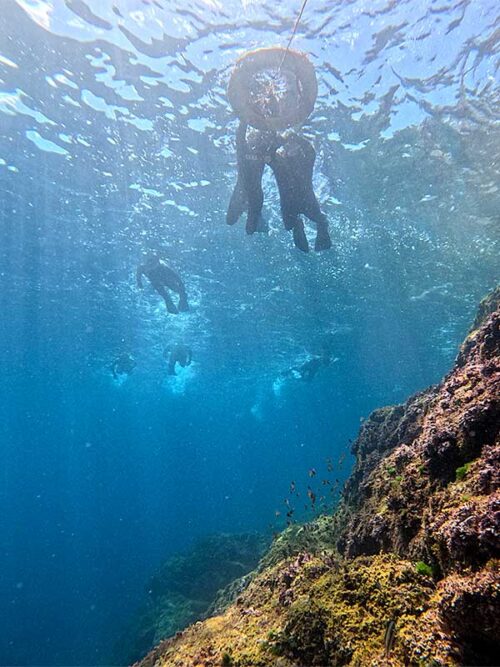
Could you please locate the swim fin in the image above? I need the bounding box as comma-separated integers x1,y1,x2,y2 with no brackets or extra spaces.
226,180,247,225
178,296,189,312
293,220,309,253
314,223,332,251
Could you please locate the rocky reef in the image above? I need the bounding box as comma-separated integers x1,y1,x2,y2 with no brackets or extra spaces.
135,287,499,667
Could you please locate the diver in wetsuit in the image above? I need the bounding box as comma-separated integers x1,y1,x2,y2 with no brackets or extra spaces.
111,353,136,379
282,337,337,382
284,352,331,382
227,122,331,252
268,131,332,253
136,255,188,314
164,344,192,376
226,121,277,235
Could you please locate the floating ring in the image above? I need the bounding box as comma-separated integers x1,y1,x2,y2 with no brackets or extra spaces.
227,47,318,131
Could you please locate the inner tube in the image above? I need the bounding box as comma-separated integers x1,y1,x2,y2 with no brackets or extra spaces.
227,47,318,131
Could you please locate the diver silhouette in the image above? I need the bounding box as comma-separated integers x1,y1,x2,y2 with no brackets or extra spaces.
282,336,337,382
136,255,189,314
226,121,277,234
164,344,192,376
283,352,331,382
267,131,332,253
227,123,331,252
110,353,136,379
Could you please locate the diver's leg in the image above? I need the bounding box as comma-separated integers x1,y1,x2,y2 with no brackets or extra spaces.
245,166,265,235
281,205,299,231
302,192,332,251
246,192,264,234
292,218,309,253
156,286,178,314
314,218,332,251
226,178,247,225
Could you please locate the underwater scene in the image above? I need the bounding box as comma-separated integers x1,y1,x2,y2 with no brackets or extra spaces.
0,0,499,665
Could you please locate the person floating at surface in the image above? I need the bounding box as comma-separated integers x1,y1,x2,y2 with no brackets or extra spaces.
226,121,278,235
164,344,192,376
136,254,189,314
227,123,331,252
110,353,136,379
268,130,332,253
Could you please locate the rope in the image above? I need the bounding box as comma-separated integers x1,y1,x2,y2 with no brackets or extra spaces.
277,0,310,73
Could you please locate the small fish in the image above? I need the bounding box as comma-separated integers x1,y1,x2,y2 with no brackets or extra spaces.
384,619,396,657
307,487,316,505
275,510,281,517
308,468,317,477
290,481,296,494
286,509,294,518
326,458,334,472
322,479,331,486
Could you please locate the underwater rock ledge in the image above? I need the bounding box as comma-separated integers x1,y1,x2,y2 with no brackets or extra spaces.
135,287,499,667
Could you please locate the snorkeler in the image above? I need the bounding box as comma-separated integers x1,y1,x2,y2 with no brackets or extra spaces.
267,131,332,253
283,339,337,382
111,353,136,379
136,254,189,314
287,354,330,381
164,344,192,376
226,121,278,235
227,123,331,252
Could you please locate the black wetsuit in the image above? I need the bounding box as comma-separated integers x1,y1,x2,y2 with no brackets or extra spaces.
137,260,188,314
226,122,277,234
268,133,332,252
167,344,192,375
287,353,331,382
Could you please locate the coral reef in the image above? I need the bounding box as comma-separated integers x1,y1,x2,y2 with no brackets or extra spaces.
135,287,499,667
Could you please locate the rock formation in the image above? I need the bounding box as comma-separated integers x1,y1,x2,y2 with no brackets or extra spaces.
135,287,499,667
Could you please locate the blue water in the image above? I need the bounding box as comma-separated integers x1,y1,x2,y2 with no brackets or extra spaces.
0,0,498,664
